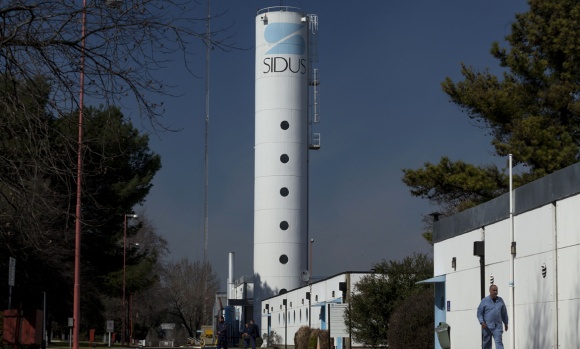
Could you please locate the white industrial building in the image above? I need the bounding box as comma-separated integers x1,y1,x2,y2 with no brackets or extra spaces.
259,272,368,349
430,162,580,348
222,255,369,349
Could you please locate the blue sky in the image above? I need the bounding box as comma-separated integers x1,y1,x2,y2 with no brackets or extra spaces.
137,0,530,287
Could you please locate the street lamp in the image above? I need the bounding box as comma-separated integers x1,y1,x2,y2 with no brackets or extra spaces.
129,293,134,344
123,214,138,347
128,243,140,343
309,238,314,327
73,3,123,349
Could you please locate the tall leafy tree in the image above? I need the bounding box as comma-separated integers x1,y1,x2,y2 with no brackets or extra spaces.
0,75,162,330
345,253,433,347
387,289,434,349
0,75,73,314
403,0,580,218
51,105,162,327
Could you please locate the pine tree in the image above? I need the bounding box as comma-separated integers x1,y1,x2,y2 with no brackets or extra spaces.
403,0,580,215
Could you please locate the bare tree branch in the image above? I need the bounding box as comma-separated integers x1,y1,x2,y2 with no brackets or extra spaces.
0,0,236,130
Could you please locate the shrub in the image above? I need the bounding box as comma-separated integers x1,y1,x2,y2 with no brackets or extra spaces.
294,326,311,349
307,329,330,349
316,330,330,349
262,330,282,349
308,335,317,349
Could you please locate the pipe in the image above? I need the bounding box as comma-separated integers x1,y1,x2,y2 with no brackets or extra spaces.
479,256,485,300
553,203,559,348
122,215,127,346
509,154,515,348
228,252,235,300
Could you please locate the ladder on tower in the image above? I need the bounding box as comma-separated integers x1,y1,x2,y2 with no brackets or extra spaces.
308,14,321,150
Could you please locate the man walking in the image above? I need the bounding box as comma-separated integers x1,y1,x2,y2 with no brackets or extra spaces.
477,285,508,349
217,316,228,349
249,319,259,349
242,323,251,349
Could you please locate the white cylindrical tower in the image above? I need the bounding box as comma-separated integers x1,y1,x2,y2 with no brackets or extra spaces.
254,6,309,322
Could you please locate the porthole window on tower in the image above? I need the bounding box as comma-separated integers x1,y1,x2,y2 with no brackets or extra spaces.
280,221,289,230
279,254,289,264
280,187,289,197
280,154,289,163
280,121,290,130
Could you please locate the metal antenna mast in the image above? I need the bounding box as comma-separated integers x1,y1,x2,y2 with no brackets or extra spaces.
203,0,211,264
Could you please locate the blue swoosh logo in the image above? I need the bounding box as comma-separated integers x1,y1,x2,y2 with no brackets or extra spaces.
264,23,305,55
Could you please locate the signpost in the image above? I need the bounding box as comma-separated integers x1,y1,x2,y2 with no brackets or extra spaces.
329,303,349,338
68,317,74,349
106,320,114,347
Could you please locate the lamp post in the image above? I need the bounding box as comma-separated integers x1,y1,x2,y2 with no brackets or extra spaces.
123,214,138,347
73,3,123,349
72,2,87,349
129,293,133,343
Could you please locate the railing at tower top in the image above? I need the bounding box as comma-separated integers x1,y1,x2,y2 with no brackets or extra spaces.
257,6,303,15
309,14,319,33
